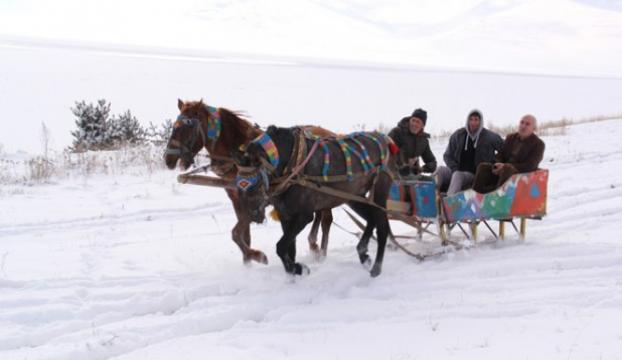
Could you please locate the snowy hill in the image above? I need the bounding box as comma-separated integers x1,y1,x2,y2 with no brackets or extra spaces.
1,118,621,359
2,0,622,154
2,0,622,76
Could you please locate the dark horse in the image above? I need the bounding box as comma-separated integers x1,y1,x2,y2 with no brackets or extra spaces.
235,126,394,277
164,99,334,264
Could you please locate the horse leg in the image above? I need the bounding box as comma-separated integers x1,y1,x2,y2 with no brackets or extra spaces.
226,189,268,265
370,213,389,277
276,211,314,275
347,202,376,269
319,209,333,258
307,211,322,257
369,172,393,277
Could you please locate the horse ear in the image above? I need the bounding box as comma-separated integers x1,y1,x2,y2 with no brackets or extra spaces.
177,99,183,110
199,98,204,105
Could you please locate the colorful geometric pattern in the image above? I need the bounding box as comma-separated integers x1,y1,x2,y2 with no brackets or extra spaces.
360,132,388,170
337,139,354,181
442,169,549,222
235,173,260,192
349,137,373,173
252,133,280,168
321,140,331,181
205,105,222,141
314,132,388,181
387,179,437,219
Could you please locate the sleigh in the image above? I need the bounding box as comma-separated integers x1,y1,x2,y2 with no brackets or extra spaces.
356,169,549,258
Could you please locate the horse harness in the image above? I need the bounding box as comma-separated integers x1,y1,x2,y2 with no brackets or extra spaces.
165,105,222,159
236,128,394,210
166,105,256,177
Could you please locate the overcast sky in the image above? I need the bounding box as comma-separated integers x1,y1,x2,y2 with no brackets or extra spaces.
1,0,621,76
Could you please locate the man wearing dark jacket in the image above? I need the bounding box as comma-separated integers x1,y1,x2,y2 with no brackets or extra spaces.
473,114,545,193
436,109,503,194
388,108,437,177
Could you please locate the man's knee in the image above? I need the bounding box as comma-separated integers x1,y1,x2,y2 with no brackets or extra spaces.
497,165,518,185
476,162,493,174
448,171,474,194
434,166,452,190
435,166,451,179
453,171,474,185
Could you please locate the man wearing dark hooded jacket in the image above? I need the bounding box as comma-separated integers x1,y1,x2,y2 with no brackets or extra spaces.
388,108,437,178
436,109,503,194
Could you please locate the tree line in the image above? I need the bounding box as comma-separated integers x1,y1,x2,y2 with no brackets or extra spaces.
70,99,172,152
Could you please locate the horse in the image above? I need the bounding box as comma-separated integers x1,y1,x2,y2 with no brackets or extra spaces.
164,99,334,264
234,126,395,277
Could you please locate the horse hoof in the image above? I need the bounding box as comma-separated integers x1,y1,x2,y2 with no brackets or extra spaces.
309,242,320,253
311,249,327,263
245,251,269,265
256,252,269,265
294,263,311,276
370,264,382,278
361,257,372,271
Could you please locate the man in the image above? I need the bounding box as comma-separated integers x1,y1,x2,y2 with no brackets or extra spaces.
436,109,503,194
472,114,545,193
388,108,437,177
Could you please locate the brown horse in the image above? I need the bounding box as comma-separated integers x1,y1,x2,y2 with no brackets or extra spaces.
164,99,334,264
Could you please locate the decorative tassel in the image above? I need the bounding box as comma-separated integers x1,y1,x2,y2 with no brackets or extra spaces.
269,208,280,222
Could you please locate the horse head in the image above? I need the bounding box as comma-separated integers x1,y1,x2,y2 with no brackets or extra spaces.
164,99,215,170
234,126,294,223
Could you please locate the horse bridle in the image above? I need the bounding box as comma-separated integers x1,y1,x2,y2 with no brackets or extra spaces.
164,114,207,165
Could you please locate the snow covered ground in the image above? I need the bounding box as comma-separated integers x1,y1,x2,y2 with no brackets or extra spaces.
1,119,621,359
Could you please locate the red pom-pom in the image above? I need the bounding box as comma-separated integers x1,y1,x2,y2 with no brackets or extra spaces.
388,142,399,155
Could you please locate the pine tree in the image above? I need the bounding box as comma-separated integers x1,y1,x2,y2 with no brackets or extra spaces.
70,99,111,151
107,110,145,146
159,119,173,144
146,119,173,145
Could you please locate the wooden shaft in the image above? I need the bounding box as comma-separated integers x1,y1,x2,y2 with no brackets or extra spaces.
519,217,527,240
177,174,236,189
470,222,478,242
439,222,449,246
499,221,505,240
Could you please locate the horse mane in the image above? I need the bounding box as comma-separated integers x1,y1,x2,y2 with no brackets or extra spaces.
215,107,260,153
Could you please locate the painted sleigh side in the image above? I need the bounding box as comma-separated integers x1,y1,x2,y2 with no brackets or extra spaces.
387,178,438,219
442,169,549,223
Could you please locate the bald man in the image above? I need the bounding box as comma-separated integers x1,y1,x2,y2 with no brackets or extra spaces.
472,114,545,193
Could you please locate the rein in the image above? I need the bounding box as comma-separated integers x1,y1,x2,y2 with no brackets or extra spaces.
271,138,321,195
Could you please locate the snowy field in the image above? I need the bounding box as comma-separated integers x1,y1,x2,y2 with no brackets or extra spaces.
1,118,622,359
2,40,622,154
2,1,622,357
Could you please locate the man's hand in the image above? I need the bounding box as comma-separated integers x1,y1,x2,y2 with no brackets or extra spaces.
492,162,505,175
